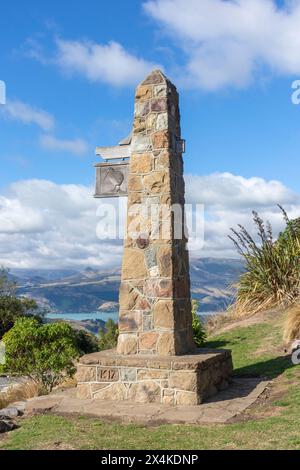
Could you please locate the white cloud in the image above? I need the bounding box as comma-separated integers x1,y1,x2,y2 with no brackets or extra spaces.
2,100,54,130
0,174,299,269
40,135,89,156
144,0,300,90
51,38,160,87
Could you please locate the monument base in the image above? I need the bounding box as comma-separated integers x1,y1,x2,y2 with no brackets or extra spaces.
76,349,233,406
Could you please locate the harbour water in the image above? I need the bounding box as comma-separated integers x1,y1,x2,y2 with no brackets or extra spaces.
46,311,119,323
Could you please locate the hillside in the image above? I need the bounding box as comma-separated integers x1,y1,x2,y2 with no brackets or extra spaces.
2,308,299,450
12,258,244,314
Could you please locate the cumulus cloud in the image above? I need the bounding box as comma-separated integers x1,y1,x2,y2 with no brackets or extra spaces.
40,135,89,156
0,179,125,269
2,100,54,130
0,173,299,269
144,0,300,90
28,37,161,87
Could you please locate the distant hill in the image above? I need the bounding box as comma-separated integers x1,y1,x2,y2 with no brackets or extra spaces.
12,258,244,314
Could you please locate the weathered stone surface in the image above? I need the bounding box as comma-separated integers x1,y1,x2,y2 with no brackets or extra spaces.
145,246,157,269
152,131,170,149
97,367,119,382
146,113,157,129
143,312,153,331
136,85,152,100
155,113,168,130
127,381,161,403
137,369,168,380
144,279,173,298
122,249,147,279
169,371,197,392
119,283,139,311
175,391,198,406
143,170,170,194
117,334,138,355
77,383,91,399
93,383,127,401
128,175,142,192
153,300,174,329
76,366,96,383
151,98,167,112
131,135,152,153
134,100,150,118
120,368,137,382
131,153,152,174
157,332,176,356
157,245,172,277
139,332,159,350
142,70,165,85
119,310,142,333
154,84,168,97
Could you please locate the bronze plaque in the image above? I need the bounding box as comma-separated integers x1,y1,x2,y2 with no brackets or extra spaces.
94,162,129,198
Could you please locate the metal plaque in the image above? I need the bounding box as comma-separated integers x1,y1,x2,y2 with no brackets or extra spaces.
94,162,129,198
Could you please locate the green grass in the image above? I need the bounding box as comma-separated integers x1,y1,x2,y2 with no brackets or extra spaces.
1,311,300,450
205,316,292,378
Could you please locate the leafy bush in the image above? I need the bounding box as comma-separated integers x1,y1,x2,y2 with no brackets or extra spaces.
1,318,79,393
74,329,99,355
229,206,300,316
0,268,44,338
191,300,206,346
99,319,119,351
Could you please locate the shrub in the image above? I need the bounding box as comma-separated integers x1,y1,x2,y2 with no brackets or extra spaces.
1,318,79,393
0,268,44,338
74,329,99,355
229,207,300,317
191,300,206,346
99,319,119,351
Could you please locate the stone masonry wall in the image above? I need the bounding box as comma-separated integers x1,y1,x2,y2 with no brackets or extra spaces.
117,70,195,356
77,350,233,406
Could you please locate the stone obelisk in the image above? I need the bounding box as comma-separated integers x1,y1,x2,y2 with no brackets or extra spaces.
76,70,233,406
117,69,195,356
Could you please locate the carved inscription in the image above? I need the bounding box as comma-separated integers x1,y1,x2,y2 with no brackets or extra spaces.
98,368,119,382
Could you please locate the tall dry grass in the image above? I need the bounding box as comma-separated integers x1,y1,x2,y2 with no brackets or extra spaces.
229,206,300,318
0,379,39,409
283,304,300,343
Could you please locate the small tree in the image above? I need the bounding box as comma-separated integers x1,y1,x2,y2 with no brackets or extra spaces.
0,268,44,339
99,318,119,351
191,300,206,346
1,318,79,393
74,329,99,356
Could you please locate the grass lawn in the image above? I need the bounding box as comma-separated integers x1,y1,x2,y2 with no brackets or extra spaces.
1,310,300,450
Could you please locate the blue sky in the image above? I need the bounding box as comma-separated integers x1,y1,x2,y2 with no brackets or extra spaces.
1,0,300,268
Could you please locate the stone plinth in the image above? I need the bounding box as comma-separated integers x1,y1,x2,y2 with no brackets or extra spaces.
76,349,233,406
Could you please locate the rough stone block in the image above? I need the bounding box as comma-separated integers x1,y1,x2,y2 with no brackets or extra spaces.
153,300,174,329
169,371,197,392
76,366,97,383
77,383,91,399
127,381,161,403
131,153,152,174
175,391,198,406
117,334,138,355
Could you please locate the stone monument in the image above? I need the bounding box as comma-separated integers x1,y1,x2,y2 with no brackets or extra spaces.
76,70,232,405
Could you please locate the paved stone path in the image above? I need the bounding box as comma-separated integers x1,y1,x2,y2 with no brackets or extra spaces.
21,378,269,425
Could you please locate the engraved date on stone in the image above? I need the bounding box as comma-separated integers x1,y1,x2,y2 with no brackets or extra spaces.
98,368,119,382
